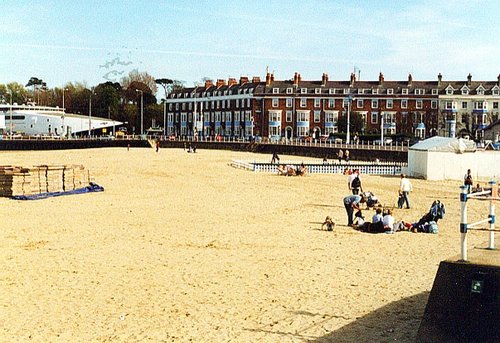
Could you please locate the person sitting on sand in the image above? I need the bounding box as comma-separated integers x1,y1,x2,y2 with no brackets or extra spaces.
372,208,383,223
322,216,335,231
295,163,308,176
277,164,288,176
382,209,395,232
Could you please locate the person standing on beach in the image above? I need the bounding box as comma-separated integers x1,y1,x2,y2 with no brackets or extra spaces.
348,169,363,195
464,169,473,193
399,173,412,209
345,149,350,163
338,149,343,163
343,194,364,226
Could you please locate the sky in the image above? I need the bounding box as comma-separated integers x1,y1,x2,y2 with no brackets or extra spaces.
1,0,499,91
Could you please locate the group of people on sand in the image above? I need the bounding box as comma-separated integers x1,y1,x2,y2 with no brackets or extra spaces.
277,163,308,176
330,171,437,234
337,149,350,163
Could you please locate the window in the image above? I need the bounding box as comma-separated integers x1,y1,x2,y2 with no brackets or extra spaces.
462,101,468,109
445,101,453,109
493,88,499,96
286,87,293,94
286,98,293,108
314,98,321,108
493,102,498,109
272,98,279,107
188,102,192,110
315,88,321,94
372,89,379,95
477,87,485,95
401,99,408,109
273,88,279,94
300,98,307,108
462,88,469,95
358,88,364,94
402,88,408,95
181,113,187,122
297,112,309,122
432,89,438,95
247,99,250,107
474,101,485,110
343,88,350,94
371,99,378,109
416,100,423,109
269,111,281,122
168,104,173,111
415,89,425,95
236,99,240,107
386,99,393,109
387,88,393,95
343,99,349,108
357,99,364,108
182,103,186,110
329,88,335,94
431,100,437,109
371,112,378,124
175,103,179,110
314,110,321,122
328,99,335,108
301,88,307,94
297,126,308,137
446,88,454,95
286,110,293,122
325,112,337,123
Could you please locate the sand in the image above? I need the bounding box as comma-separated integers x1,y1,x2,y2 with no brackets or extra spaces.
0,147,493,342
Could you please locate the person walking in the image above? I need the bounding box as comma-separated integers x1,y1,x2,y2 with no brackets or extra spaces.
343,194,365,226
464,169,473,193
348,169,363,195
399,173,412,209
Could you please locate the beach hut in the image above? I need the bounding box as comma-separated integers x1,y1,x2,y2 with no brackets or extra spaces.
407,136,500,181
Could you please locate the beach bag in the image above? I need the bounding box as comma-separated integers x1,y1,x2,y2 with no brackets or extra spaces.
351,176,361,189
423,221,439,234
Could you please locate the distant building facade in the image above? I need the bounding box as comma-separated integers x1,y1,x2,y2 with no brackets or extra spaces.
165,72,500,141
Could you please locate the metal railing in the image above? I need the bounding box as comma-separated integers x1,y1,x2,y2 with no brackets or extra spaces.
460,181,498,261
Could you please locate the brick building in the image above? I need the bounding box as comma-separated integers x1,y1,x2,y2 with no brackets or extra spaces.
165,72,500,141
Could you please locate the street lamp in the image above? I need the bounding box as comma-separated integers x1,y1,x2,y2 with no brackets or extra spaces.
136,89,144,136
88,87,95,137
162,98,166,137
7,90,13,135
62,88,68,137
346,94,352,144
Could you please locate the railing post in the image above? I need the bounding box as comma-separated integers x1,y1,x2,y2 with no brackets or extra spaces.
488,180,496,250
460,185,469,261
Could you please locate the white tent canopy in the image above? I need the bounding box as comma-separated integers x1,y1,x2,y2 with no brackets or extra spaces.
407,137,499,181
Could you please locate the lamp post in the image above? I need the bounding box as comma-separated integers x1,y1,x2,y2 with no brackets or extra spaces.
136,89,144,136
88,87,95,137
162,98,166,137
7,90,13,135
346,94,352,144
62,88,68,137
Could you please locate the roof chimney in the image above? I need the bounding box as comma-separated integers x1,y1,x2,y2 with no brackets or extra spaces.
349,73,356,86
216,79,226,88
270,73,275,82
266,73,272,86
467,73,472,85
239,76,249,85
378,72,384,85
408,73,413,86
228,77,238,87
437,73,442,86
321,73,328,86
204,79,214,88
293,72,299,87
252,76,261,83
497,74,500,86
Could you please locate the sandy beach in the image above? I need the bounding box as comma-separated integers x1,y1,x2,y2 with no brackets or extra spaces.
0,147,493,342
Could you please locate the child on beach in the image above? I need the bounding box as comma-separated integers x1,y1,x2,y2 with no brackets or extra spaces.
322,216,335,231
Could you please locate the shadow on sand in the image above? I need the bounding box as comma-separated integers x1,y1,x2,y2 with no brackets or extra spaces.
310,291,429,343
